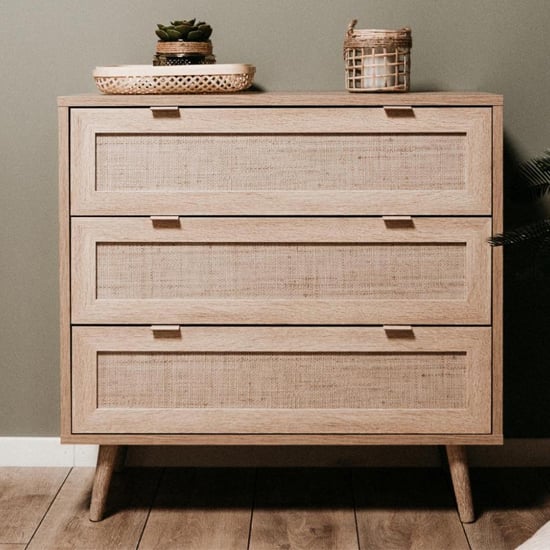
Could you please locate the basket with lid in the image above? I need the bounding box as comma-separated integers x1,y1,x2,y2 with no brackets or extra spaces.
344,20,411,92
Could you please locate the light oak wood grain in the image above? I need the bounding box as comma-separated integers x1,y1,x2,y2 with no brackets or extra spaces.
492,104,504,438
354,468,470,549
249,468,358,550
58,106,71,440
70,106,491,216
62,433,504,446
6,467,550,550
0,468,69,544
58,91,503,107
71,326,491,436
27,468,160,550
90,445,122,521
447,446,475,522
71,216,491,325
464,469,550,550
138,468,255,550
59,93,502,520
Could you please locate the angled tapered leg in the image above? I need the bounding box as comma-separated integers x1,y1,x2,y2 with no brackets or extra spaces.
90,445,121,522
446,445,475,523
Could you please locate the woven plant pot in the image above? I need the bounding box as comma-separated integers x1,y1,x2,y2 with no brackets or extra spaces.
154,40,213,65
344,20,412,92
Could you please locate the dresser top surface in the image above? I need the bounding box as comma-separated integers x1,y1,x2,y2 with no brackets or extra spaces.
58,90,503,107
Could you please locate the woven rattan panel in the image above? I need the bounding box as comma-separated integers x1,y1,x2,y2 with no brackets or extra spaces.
95,134,466,192
97,352,467,409
96,243,466,300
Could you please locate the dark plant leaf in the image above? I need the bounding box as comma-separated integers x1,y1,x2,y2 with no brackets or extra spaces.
489,219,550,246
517,150,550,199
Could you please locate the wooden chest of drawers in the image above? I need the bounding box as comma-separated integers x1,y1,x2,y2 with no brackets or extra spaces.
58,92,503,522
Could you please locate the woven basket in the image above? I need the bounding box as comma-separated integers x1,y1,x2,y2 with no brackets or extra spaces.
154,40,214,66
93,64,255,95
344,20,411,92
155,40,213,56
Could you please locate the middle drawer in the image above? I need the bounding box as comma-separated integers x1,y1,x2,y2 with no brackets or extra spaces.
71,217,491,325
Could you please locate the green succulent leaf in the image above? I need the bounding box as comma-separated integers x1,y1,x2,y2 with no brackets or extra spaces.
187,30,204,41
198,24,212,39
155,29,170,40
166,28,182,39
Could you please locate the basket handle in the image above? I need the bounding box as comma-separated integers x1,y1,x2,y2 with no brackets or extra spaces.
347,19,358,36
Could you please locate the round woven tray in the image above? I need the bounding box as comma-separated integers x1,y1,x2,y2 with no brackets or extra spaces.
93,64,255,94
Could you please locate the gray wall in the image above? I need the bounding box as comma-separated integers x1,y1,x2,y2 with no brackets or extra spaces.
1,0,549,436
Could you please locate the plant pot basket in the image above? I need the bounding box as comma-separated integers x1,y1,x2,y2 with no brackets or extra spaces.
154,40,214,65
344,20,411,92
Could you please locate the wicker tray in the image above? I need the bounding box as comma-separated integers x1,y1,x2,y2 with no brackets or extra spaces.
93,64,255,94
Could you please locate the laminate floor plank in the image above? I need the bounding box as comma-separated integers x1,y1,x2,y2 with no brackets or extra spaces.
27,467,161,550
249,468,358,550
0,467,69,544
354,468,469,550
138,468,255,550
464,468,550,550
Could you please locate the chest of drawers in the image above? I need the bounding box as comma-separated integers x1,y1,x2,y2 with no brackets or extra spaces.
58,92,503,522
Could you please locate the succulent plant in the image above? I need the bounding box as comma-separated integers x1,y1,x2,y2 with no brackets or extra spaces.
155,19,213,42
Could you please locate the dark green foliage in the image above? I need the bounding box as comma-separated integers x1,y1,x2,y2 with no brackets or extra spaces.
517,150,550,199
490,150,550,248
489,219,550,246
155,19,212,42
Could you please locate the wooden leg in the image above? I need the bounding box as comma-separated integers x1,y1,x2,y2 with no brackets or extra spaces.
446,445,475,523
90,445,120,522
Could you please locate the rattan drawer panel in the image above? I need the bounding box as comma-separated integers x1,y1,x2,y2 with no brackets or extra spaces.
71,107,491,215
98,353,466,410
72,326,491,434
71,217,491,325
96,134,466,192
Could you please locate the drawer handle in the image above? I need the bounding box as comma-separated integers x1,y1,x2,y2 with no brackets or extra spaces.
150,215,180,228
150,106,180,118
151,325,181,337
382,216,414,227
383,325,414,338
383,105,415,117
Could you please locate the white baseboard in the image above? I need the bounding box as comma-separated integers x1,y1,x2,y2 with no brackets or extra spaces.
0,438,98,467
1,438,550,468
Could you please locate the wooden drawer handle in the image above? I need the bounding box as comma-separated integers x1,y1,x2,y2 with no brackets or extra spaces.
383,105,414,117
151,325,181,337
382,216,413,222
150,106,180,117
383,325,414,338
150,215,180,227
382,216,414,227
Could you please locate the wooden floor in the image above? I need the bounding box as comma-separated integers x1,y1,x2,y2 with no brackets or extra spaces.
1,467,550,549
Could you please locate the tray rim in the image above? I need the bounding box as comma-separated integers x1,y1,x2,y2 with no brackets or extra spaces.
93,63,255,78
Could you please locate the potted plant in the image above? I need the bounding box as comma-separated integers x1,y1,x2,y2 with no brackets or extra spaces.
490,150,550,258
154,19,214,65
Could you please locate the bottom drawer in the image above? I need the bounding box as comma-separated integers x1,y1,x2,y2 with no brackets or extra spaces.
72,326,491,435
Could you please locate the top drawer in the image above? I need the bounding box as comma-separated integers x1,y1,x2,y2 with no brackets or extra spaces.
70,107,492,215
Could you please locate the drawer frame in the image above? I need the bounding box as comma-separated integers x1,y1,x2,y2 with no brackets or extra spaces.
70,106,492,216
72,326,492,436
71,216,492,325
